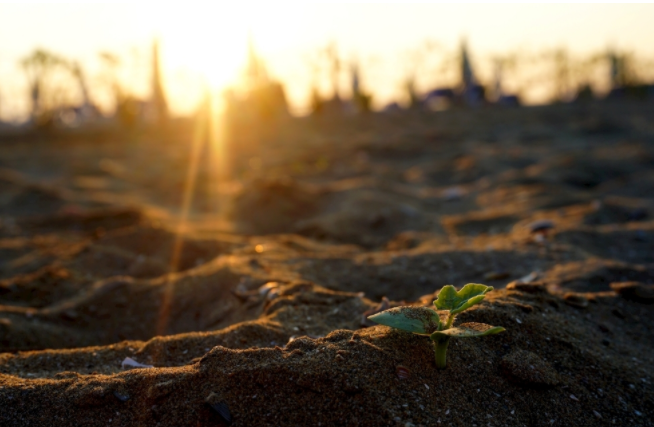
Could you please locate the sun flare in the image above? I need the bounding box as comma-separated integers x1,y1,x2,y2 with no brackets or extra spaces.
157,7,249,91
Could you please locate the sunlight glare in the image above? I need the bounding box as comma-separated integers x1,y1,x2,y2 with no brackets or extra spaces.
157,5,250,91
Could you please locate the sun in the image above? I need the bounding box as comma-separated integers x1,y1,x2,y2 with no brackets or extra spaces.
158,7,249,90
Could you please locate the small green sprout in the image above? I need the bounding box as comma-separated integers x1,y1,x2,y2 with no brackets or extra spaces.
368,284,505,369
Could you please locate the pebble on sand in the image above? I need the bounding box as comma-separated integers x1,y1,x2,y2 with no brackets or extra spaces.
206,392,233,426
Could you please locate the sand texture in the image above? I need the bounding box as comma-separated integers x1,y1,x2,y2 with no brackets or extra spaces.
0,103,653,426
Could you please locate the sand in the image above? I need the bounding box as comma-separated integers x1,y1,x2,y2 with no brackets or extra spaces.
0,102,653,426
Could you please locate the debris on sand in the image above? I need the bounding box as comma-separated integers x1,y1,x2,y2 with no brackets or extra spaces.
121,357,154,369
206,392,233,426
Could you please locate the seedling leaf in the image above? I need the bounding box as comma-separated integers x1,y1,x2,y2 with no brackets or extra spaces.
434,284,493,314
368,306,441,335
430,322,505,339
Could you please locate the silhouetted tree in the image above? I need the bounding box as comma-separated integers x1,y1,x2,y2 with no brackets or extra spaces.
20,49,69,126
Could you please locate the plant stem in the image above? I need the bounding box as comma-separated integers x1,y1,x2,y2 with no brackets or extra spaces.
444,313,455,329
433,336,450,369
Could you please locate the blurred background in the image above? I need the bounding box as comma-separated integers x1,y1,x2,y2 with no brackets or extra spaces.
1,3,653,227
0,3,653,123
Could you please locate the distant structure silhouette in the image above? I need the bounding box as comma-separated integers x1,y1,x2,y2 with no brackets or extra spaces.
19,49,103,129
315,42,346,115
113,40,169,128
61,62,102,126
492,59,520,107
149,40,168,124
422,39,486,110
222,37,290,174
349,61,372,113
459,40,485,106
243,35,288,119
20,49,63,127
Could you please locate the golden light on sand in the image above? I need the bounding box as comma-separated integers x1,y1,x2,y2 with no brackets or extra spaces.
156,107,206,336
156,93,225,337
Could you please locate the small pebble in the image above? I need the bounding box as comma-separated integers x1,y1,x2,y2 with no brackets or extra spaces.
528,220,554,233
396,366,411,380
112,390,130,402
206,392,232,426
563,293,588,308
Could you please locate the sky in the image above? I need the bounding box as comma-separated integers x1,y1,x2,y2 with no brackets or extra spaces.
1,3,653,120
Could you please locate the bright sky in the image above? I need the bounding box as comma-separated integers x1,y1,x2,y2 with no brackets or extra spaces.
1,3,653,120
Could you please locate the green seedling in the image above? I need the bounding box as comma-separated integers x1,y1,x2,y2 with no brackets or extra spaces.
368,284,505,369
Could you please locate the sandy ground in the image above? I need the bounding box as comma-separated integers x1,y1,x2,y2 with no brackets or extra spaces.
0,102,653,426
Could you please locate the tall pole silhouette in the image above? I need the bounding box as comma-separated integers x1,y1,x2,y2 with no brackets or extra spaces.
151,39,168,124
